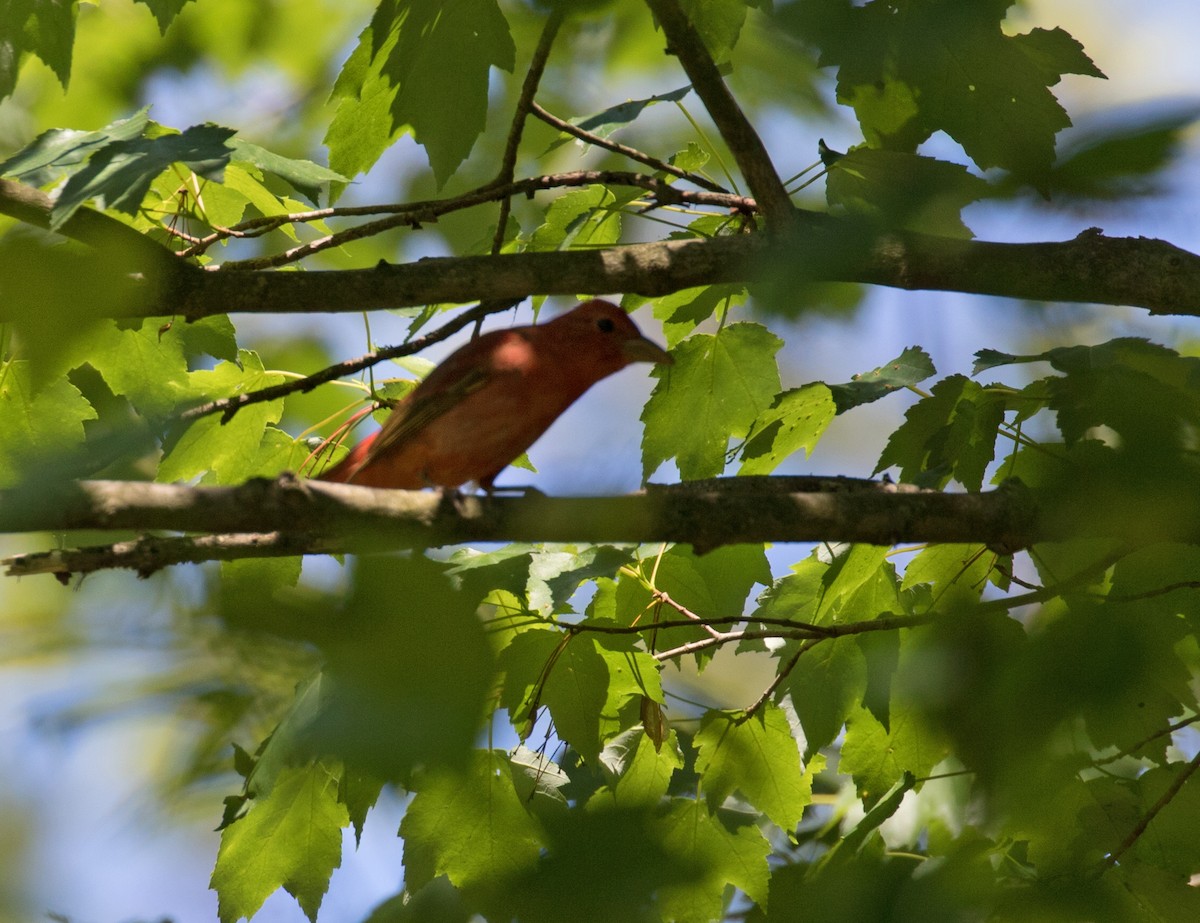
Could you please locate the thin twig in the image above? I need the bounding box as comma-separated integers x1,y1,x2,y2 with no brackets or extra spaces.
1104,748,1200,868
530,101,730,194
742,639,817,719
211,171,754,269
178,301,504,423
1094,714,1200,767
490,8,565,255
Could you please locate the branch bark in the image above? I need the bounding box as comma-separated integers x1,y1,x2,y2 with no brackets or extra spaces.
0,475,1049,579
3,176,1199,319
158,224,1200,321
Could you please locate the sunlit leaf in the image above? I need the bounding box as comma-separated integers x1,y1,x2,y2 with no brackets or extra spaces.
642,322,782,480
695,704,810,830
211,761,348,923
326,0,515,187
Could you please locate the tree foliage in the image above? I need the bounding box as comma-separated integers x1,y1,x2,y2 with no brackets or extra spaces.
3,1,1200,921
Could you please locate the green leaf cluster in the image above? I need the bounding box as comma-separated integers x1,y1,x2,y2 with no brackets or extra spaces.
6,3,1200,923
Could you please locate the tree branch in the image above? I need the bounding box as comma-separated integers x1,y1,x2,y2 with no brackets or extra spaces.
0,475,1038,580
211,170,752,269
0,178,192,280
5,174,1199,319
642,0,793,229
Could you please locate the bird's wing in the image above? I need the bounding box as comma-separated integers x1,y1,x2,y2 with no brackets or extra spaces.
353,364,493,474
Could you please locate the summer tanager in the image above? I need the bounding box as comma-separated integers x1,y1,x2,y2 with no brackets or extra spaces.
318,299,672,490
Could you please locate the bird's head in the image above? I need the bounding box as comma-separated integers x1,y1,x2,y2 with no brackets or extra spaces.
556,299,674,368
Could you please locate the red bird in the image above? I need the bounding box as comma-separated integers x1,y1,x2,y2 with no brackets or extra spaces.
318,299,672,490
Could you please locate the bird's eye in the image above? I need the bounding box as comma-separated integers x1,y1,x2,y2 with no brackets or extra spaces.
596,317,615,333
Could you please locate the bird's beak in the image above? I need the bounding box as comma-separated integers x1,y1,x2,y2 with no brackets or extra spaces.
623,335,673,366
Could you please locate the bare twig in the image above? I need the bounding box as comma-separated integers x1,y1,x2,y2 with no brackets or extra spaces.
214,171,754,270
530,101,731,194
1104,748,1200,869
178,301,503,424
1095,714,1200,767
642,0,793,229
490,8,565,254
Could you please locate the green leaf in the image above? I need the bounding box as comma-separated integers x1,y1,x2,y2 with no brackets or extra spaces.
651,284,746,349
528,184,627,251
826,148,989,237
603,729,683,808
840,703,947,803
0,108,151,186
751,551,828,626
500,628,660,763
738,383,836,475
339,766,385,847
679,0,751,64
135,0,197,33
1042,102,1200,200
828,346,935,413
790,2,1104,180
0,0,76,100
525,544,635,615
694,704,810,830
642,322,783,480
87,320,191,421
544,85,691,155
650,543,772,624
656,798,771,923
227,138,346,206
158,351,286,484
400,750,543,894
326,0,515,187
787,636,867,754
815,544,895,624
901,543,993,608
211,761,348,923
0,359,97,486
51,122,237,227
875,374,1006,490
220,556,303,609
1129,763,1200,875
305,555,494,780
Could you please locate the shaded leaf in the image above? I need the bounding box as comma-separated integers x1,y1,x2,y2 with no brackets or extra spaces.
826,147,988,237
695,704,810,830
656,798,771,923
544,85,691,155
400,750,543,895
0,0,75,99
0,359,97,486
52,122,237,227
0,108,151,185
828,346,936,413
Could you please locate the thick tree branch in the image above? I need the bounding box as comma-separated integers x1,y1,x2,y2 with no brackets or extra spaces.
0,475,1047,580
4,176,1199,318
0,178,193,282
643,0,793,228
153,225,1200,320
